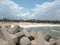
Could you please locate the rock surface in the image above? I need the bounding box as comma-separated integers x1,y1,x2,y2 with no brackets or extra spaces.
44,34,51,42
0,39,8,45
9,25,23,34
0,25,60,45
50,39,60,45
20,37,31,45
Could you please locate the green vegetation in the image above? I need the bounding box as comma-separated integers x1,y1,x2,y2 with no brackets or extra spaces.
0,18,60,24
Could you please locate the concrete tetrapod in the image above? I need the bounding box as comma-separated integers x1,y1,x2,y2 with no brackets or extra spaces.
0,39,8,45
35,32,50,45
44,34,51,42
20,37,31,45
50,39,60,45
8,25,23,34
0,27,17,45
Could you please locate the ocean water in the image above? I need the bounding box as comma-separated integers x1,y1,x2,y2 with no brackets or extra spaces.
26,26,60,40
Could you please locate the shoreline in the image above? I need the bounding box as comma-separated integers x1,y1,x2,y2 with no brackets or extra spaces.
7,22,60,28
19,24,60,28
0,22,60,28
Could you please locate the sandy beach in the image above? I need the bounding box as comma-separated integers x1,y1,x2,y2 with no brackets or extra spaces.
19,23,60,28
0,22,60,28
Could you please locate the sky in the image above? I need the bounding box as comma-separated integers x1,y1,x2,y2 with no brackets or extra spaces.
12,0,54,9
0,0,60,20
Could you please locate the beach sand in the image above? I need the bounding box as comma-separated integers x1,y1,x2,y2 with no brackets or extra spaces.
0,22,60,28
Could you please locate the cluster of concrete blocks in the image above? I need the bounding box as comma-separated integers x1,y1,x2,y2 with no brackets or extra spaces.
0,25,60,45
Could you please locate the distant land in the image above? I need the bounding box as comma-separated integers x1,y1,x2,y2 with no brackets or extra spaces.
0,18,60,24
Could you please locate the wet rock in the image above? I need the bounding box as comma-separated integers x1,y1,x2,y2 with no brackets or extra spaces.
20,37,31,45
44,34,51,42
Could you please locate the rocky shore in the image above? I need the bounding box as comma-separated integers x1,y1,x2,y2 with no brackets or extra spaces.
0,25,60,45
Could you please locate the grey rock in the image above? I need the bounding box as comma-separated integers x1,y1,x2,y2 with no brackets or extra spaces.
22,29,30,37
31,40,38,45
0,27,17,45
14,31,25,39
0,26,2,28
0,27,11,40
9,25,23,34
28,36,35,41
0,39,8,45
51,39,60,45
5,25,11,28
29,31,37,38
35,32,50,45
44,34,51,42
20,37,31,45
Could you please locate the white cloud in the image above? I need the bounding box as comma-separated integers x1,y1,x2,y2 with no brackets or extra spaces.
32,0,60,20
0,0,60,20
0,0,30,20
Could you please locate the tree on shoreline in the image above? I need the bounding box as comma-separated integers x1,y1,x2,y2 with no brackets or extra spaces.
0,18,60,24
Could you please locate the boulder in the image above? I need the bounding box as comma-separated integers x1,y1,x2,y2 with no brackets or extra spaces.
35,32,50,45
44,34,51,42
0,27,17,45
20,37,31,45
0,27,11,40
9,25,23,34
29,31,37,38
5,25,11,29
50,39,60,45
0,26,2,28
0,39,8,45
31,40,38,45
28,36,35,41
22,29,30,37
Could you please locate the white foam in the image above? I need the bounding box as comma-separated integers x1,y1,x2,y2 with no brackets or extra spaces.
10,24,60,28
50,38,55,41
19,24,60,28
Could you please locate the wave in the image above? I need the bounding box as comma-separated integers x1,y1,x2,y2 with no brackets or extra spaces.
10,24,60,28
51,30,60,32
19,24,60,28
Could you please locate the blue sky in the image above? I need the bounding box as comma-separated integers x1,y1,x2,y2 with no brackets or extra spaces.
0,0,60,20
12,0,54,9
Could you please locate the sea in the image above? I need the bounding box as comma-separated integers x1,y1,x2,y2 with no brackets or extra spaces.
25,26,60,40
